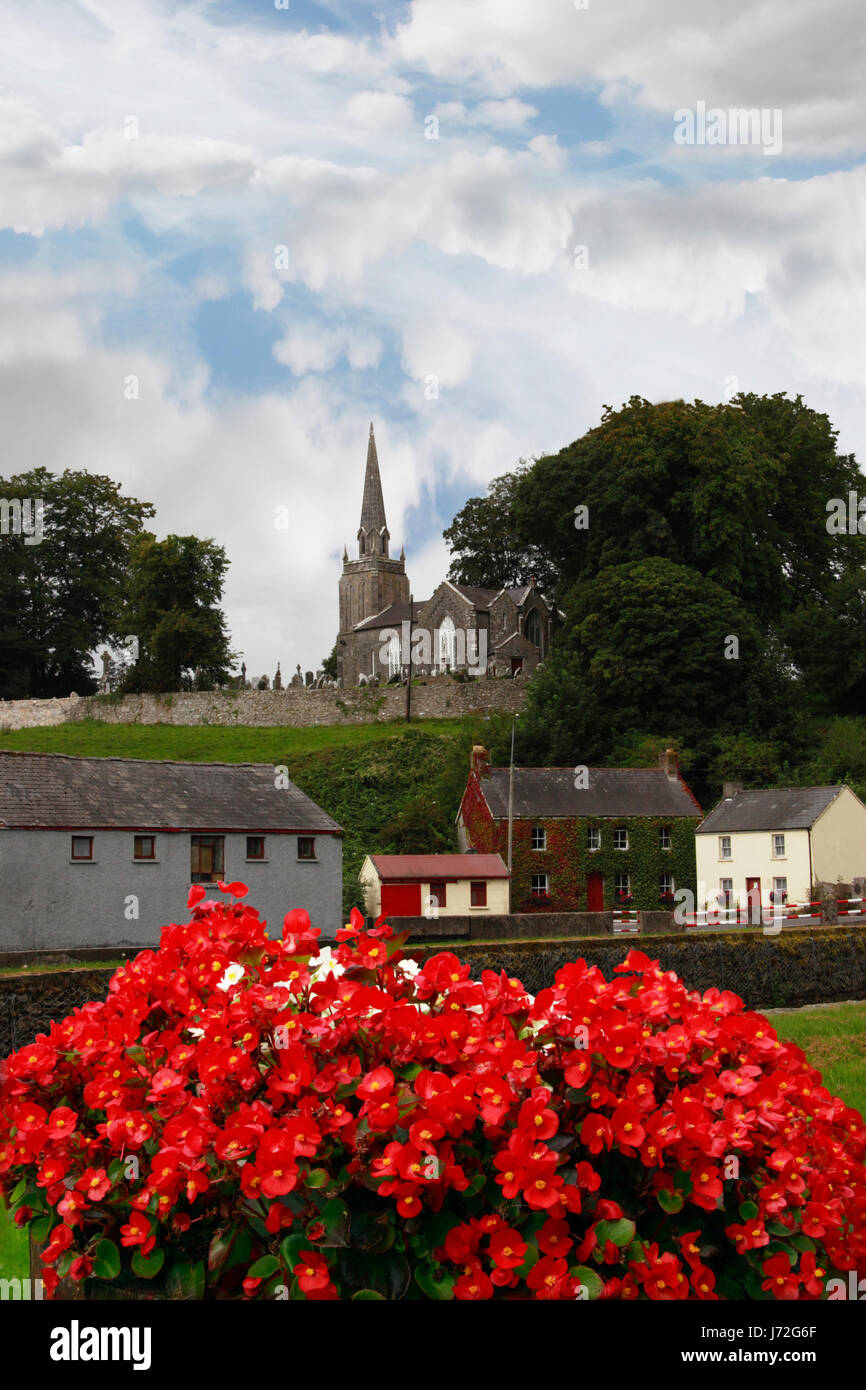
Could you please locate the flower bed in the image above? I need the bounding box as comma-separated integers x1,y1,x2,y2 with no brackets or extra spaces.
1,883,864,1300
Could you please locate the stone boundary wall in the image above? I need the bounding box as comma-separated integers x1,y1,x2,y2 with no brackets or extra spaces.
407,924,866,1010
0,680,526,731
396,910,675,942
2,925,864,1054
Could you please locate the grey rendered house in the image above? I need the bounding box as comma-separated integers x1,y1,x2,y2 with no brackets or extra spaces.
0,752,343,952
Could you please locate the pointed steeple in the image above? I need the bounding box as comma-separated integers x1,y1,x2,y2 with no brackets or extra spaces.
359,421,387,536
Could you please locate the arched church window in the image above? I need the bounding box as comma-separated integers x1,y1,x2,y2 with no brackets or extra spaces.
439,615,456,671
525,609,541,651
385,632,401,678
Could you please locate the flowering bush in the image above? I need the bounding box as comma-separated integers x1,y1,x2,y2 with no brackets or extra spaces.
1,884,865,1301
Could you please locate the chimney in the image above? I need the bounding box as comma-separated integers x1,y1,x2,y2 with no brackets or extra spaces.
471,745,490,778
659,747,679,779
723,780,743,799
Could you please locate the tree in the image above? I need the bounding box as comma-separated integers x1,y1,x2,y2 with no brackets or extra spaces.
121,534,235,692
443,463,558,593
0,468,154,697
321,644,338,681
509,394,866,629
517,558,804,767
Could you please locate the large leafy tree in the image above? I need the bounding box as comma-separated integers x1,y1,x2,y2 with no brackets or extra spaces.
517,558,804,768
0,469,154,697
121,534,235,692
443,463,558,592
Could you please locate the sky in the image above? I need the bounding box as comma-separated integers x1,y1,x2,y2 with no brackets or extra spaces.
0,0,863,680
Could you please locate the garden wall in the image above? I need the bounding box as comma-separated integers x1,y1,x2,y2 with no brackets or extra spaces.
397,910,676,941
2,926,864,1054
0,680,526,731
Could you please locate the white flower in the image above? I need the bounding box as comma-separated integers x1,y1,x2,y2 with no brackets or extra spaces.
187,1026,205,1039
396,958,420,978
216,962,245,993
308,946,345,983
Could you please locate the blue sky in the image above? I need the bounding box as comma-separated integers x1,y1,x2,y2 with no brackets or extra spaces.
0,0,862,676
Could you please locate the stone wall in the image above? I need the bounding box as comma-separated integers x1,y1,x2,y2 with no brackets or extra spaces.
0,679,526,731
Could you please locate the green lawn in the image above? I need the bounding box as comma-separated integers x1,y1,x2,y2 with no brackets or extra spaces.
766,1000,866,1117
0,716,464,762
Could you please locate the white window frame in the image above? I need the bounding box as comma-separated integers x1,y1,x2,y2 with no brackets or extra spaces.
587,827,601,852
772,833,786,859
613,827,628,851
531,873,550,897
659,826,672,851
659,872,675,895
772,876,788,903
615,872,631,896
530,826,546,852
719,835,732,860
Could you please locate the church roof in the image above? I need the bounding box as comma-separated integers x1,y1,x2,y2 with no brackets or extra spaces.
354,600,427,632
359,422,388,535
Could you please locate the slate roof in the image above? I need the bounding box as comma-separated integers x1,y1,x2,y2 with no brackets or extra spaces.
354,600,426,632
476,767,702,820
0,752,342,833
697,786,844,833
369,853,509,880
359,422,387,535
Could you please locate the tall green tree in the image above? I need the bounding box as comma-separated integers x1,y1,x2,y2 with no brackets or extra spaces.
517,558,804,768
121,534,235,692
443,463,558,592
0,469,154,697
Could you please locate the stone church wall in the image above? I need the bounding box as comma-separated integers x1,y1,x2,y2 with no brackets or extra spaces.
0,679,526,731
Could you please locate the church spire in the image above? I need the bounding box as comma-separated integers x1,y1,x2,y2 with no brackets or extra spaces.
359,421,387,536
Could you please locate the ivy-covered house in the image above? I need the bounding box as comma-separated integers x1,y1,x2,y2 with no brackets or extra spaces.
457,748,702,912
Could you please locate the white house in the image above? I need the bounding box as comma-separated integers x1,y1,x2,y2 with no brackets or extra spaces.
695,783,866,915
359,853,510,919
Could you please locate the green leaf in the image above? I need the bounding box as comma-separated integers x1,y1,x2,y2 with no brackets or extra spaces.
348,1208,396,1255
739,1200,759,1221
571,1265,604,1300
657,1188,684,1214
131,1247,165,1280
29,1215,52,1245
595,1218,636,1248
9,1178,27,1205
207,1229,236,1275
414,1264,455,1300
767,1220,790,1237
304,1168,329,1189
789,1235,815,1254
166,1259,206,1300
280,1233,310,1269
56,1249,75,1278
311,1198,350,1248
337,1249,411,1301
352,1289,386,1300
248,1254,281,1279
92,1238,121,1281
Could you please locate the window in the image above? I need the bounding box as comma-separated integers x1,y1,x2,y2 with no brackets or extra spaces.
772,876,788,903
719,835,732,860
190,835,224,883
531,874,549,898
438,615,456,671
615,872,630,897
71,835,93,861
613,827,628,851
470,881,487,907
384,632,401,679
659,826,672,851
297,836,316,861
659,872,675,895
134,835,155,861
530,826,546,851
246,836,265,860
719,878,734,906
587,827,601,852
428,880,447,909
772,833,786,858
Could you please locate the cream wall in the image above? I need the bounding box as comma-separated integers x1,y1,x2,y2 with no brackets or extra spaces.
810,787,866,885
695,827,812,910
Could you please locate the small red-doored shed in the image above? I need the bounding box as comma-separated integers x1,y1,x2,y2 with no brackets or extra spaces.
359,853,511,919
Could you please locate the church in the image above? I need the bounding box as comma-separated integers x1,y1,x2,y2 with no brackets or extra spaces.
336,424,555,687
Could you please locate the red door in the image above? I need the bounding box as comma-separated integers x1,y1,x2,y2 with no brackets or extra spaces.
381,882,422,917
745,877,761,924
586,873,604,912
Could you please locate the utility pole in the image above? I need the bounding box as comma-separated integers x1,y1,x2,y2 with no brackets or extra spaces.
507,716,518,910
405,593,413,723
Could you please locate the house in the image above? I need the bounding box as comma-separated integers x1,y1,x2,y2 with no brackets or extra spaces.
336,423,554,684
695,782,866,915
458,748,702,912
359,853,510,919
0,752,343,952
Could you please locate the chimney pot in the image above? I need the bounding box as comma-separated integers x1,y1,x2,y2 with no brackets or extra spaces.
471,744,490,778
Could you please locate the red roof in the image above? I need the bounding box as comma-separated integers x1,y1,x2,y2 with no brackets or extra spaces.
369,854,509,881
